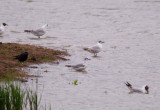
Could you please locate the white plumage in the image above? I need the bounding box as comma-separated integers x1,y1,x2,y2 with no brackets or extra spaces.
0,23,8,35
24,24,48,38
124,82,149,94
84,41,104,56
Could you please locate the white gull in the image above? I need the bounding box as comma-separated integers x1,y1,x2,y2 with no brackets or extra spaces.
0,23,8,35
124,81,149,94
24,24,48,38
84,41,104,57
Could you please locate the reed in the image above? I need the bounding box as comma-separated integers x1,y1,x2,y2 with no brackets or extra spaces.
0,83,50,110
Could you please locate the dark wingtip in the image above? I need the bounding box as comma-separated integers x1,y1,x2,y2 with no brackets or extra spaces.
98,41,105,43
124,81,132,88
83,47,89,51
65,65,72,67
24,30,31,32
84,58,91,60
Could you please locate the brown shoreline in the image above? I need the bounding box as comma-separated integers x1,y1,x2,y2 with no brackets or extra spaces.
0,42,68,81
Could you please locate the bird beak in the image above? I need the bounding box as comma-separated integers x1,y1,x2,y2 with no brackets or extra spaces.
101,41,105,43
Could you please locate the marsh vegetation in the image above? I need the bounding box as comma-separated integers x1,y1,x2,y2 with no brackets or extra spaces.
0,82,50,110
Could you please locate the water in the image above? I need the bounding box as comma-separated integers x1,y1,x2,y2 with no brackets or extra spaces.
1,0,160,109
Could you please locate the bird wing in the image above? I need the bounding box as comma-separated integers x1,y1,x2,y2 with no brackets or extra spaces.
73,64,85,68
32,28,45,36
0,27,4,34
132,88,143,93
41,24,48,28
34,28,45,33
91,45,100,50
14,55,20,59
14,52,27,59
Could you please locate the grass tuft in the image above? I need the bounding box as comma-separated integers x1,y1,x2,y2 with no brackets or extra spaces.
0,83,50,110
73,80,78,85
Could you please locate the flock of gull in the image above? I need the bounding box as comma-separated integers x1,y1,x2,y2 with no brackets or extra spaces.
0,22,149,94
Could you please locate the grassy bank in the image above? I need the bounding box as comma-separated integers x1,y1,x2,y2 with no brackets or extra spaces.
0,43,68,81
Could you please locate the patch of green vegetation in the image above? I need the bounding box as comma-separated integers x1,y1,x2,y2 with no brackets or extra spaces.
0,83,50,110
27,0,33,2
72,80,78,85
3,73,18,81
39,58,53,62
0,70,20,82
0,50,8,54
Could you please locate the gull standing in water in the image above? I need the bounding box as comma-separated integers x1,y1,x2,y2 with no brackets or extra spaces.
124,82,149,94
0,23,8,35
24,24,48,38
84,41,104,57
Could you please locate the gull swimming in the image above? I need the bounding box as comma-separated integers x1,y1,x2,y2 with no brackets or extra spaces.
124,82,149,94
65,63,86,71
84,41,104,57
0,23,8,35
24,24,48,38
65,58,90,71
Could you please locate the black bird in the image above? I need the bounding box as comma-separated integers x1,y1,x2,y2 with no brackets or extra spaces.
14,52,28,62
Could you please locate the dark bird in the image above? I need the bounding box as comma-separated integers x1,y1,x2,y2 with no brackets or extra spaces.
14,52,28,62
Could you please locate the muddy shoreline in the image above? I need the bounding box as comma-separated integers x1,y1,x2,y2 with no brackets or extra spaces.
0,42,68,81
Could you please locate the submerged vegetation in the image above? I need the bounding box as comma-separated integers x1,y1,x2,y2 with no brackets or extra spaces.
0,83,49,110
0,43,68,81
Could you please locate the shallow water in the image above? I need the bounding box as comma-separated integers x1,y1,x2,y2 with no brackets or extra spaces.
1,0,160,109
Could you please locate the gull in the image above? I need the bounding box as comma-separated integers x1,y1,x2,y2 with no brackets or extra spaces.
65,58,90,71
14,52,28,62
124,81,149,94
24,24,48,38
0,23,8,35
65,63,86,71
84,41,104,57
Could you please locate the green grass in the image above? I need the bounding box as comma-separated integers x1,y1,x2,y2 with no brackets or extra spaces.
39,58,53,62
0,83,50,110
0,50,8,54
73,80,78,85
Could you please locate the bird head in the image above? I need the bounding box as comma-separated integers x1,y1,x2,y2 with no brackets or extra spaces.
98,41,104,44
24,52,28,54
84,58,91,60
2,23,8,26
142,85,149,94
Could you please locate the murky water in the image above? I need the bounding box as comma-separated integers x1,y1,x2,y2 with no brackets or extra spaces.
1,0,160,109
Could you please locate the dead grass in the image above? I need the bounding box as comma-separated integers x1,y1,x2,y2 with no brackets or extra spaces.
0,43,68,81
